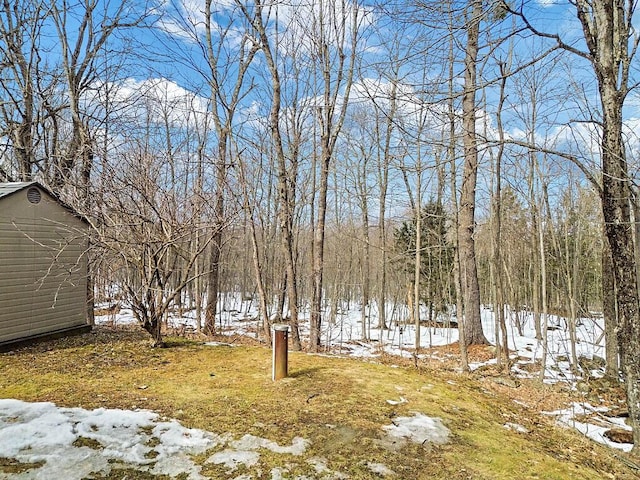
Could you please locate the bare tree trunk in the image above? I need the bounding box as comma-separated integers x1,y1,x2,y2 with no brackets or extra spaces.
201,0,257,336
237,1,302,349
309,0,360,352
194,172,204,333
377,177,388,330
566,206,580,372
573,0,640,449
413,169,422,353
528,150,542,342
376,79,397,331
492,61,509,369
602,238,619,377
508,0,640,449
458,0,489,346
601,89,640,449
538,199,549,383
239,157,271,342
444,5,469,370
310,146,330,351
204,140,227,335
531,232,542,341
359,177,371,341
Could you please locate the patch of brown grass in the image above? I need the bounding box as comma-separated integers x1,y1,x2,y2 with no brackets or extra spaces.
0,457,45,474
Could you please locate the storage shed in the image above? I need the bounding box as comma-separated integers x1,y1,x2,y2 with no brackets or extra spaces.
0,182,90,349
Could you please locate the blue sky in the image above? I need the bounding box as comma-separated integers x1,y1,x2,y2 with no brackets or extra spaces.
32,0,638,218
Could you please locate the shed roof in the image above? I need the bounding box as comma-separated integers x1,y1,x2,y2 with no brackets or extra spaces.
0,181,89,224
0,182,37,200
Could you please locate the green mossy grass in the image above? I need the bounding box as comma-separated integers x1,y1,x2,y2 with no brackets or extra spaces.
0,327,636,479
0,457,45,474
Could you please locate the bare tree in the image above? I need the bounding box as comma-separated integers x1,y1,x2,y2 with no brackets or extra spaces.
236,0,304,350
201,0,258,335
458,0,489,345
50,0,145,193
507,0,640,449
491,60,509,368
237,149,271,340
341,105,376,339
0,0,47,181
48,0,147,328
537,173,549,383
154,0,259,335
308,0,363,352
91,146,213,346
442,1,469,370
575,7,640,443
376,80,397,331
354,49,404,332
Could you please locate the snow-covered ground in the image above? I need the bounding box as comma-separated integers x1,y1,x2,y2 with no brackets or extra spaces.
0,399,445,479
101,299,600,352
0,297,632,479
101,298,608,385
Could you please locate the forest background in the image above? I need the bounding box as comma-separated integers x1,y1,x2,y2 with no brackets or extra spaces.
2,0,640,452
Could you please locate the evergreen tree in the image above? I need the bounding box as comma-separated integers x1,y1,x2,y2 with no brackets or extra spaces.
394,201,454,321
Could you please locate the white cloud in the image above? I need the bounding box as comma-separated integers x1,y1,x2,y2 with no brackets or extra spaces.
106,77,211,130
156,0,241,44
536,0,560,7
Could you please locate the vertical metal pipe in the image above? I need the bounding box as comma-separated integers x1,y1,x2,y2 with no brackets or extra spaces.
272,324,289,381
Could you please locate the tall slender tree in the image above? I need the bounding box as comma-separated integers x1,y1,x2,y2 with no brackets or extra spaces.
507,0,640,450
458,0,489,345
574,0,640,448
201,0,258,335
308,0,363,352
236,0,304,349
0,0,47,181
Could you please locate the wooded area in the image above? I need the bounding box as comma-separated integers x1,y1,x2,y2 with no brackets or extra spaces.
1,0,640,451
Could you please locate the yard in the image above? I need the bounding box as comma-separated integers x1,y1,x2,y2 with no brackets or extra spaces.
0,327,637,479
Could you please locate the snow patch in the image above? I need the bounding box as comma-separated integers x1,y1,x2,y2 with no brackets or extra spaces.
381,412,450,448
366,462,396,476
504,422,529,434
386,397,407,405
0,399,218,479
207,448,260,470
307,457,350,479
0,399,310,479
543,402,633,452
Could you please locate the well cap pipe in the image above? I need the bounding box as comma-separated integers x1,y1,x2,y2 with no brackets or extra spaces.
272,324,289,381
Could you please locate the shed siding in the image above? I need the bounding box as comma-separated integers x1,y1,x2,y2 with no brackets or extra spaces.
0,186,88,344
